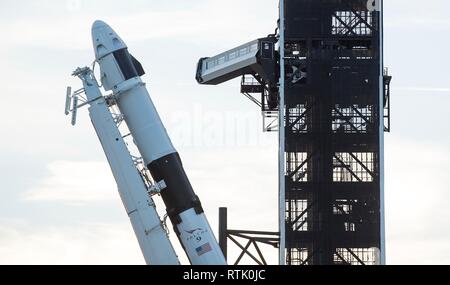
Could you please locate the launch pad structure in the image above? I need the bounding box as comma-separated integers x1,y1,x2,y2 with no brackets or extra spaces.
280,0,390,266
66,0,392,266
199,0,391,265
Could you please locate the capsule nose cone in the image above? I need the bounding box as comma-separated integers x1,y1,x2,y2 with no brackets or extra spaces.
92,20,108,31
91,20,127,60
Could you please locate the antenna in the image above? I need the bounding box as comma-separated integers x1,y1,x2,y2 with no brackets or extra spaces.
71,95,78,126
65,87,72,115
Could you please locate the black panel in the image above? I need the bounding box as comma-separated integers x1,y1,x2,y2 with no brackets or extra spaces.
148,152,203,226
113,48,139,80
261,41,274,59
130,54,145,77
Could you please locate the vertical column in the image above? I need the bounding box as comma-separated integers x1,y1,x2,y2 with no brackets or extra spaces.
278,0,286,266
218,207,228,260
378,0,386,265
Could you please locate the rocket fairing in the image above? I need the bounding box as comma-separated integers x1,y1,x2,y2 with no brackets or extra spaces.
91,21,226,265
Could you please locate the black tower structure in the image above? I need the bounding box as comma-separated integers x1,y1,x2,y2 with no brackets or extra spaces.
282,0,390,265
196,0,391,265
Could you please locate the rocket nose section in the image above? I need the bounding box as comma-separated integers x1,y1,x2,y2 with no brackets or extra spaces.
92,20,108,30
91,20,127,60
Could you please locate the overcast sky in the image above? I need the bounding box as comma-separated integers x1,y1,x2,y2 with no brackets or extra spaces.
0,0,449,265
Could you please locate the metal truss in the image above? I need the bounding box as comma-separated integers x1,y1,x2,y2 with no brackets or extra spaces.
218,208,279,265
240,75,280,132
286,152,313,182
288,248,313,265
287,104,311,134
332,10,374,36
333,152,375,182
332,105,374,134
334,248,377,265
287,200,314,232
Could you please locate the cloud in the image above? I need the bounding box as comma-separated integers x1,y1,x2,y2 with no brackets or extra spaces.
0,220,144,265
0,0,277,51
388,240,450,265
23,160,117,205
385,138,450,264
385,0,450,30
393,86,450,93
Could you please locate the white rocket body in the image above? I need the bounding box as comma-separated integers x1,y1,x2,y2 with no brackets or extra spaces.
75,68,179,265
91,21,226,265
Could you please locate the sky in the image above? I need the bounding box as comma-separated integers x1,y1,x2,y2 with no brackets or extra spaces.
0,0,449,265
